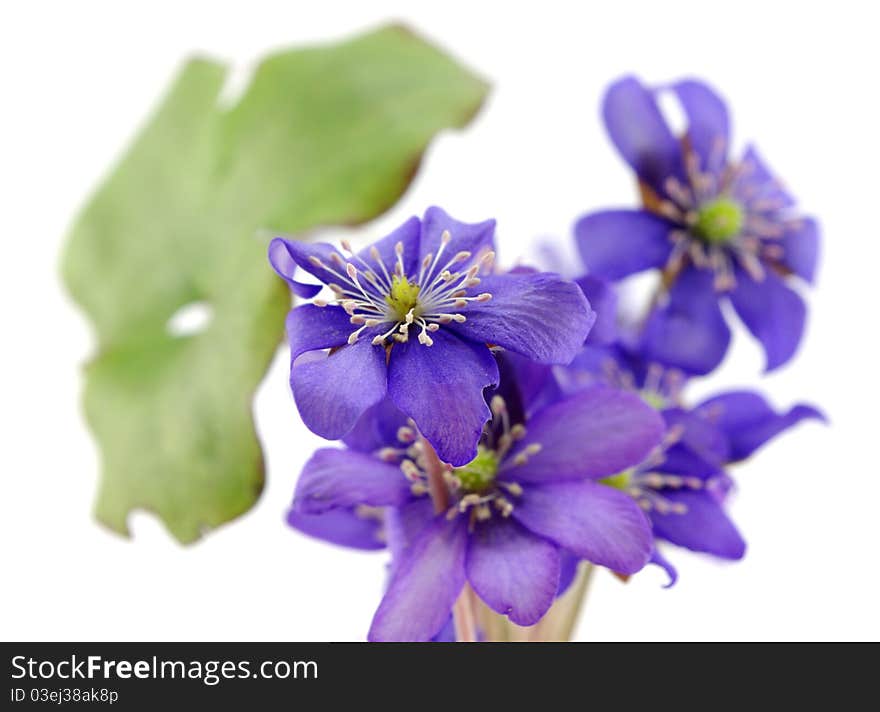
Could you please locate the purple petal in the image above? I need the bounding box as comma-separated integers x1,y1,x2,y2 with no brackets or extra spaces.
696,390,826,462
286,305,353,361
554,343,622,395
286,507,385,551
730,267,806,372
291,448,410,514
734,145,796,210
419,206,496,263
660,407,730,476
672,79,730,176
342,399,410,454
385,497,435,564
269,238,347,298
492,351,560,424
368,516,467,642
648,547,678,588
388,330,498,466
513,480,653,574
780,217,820,284
574,210,675,281
431,617,456,642
650,490,745,560
291,337,387,440
500,386,665,483
556,550,581,596
576,275,619,345
640,267,731,375
466,518,560,626
602,75,684,192
450,272,595,364
356,215,421,281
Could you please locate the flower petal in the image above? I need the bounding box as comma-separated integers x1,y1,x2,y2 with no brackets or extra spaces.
466,518,560,626
388,330,498,466
734,145,796,209
385,497,435,564
729,267,806,372
286,304,353,361
500,386,664,483
291,448,410,514
368,516,467,642
672,79,730,176
640,267,731,375
574,210,675,281
648,547,678,588
450,272,595,364
554,343,622,395
696,390,826,462
431,617,456,642
576,275,619,345
602,75,684,192
286,507,385,551
650,490,745,559
492,351,560,425
556,550,581,596
341,398,410,454
419,206,496,263
291,337,387,440
269,238,347,298
660,407,730,476
513,480,653,574
356,215,422,281
780,217,820,284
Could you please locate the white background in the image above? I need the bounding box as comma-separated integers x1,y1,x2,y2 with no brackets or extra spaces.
2,1,878,641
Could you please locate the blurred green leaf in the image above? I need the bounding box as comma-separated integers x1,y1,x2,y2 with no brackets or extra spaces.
62,26,488,543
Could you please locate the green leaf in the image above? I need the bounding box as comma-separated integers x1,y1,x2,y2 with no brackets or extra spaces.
61,26,488,544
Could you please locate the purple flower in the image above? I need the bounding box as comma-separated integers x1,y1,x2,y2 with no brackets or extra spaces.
557,321,825,585
269,207,595,466
575,76,820,374
287,365,664,641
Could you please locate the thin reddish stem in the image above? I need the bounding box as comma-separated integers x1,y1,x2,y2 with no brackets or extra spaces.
419,436,478,643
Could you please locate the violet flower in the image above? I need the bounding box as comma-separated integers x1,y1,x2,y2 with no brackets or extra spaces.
287,364,663,641
575,76,820,374
556,302,825,584
269,207,595,466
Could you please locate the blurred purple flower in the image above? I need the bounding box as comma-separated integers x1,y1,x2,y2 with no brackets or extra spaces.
269,206,595,466
287,364,663,641
575,76,820,374
557,323,825,585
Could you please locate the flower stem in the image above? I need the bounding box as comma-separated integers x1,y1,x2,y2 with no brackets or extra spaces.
452,586,478,642
548,562,596,641
420,436,478,643
421,437,449,513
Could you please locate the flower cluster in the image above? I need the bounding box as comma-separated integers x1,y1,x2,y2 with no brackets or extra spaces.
269,76,823,641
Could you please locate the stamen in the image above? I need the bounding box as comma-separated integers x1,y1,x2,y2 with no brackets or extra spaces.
500,482,523,497
377,447,400,462
400,460,421,481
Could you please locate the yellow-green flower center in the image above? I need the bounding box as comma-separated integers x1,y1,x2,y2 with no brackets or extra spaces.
694,197,744,244
639,390,668,410
384,274,422,321
455,446,499,493
601,468,633,492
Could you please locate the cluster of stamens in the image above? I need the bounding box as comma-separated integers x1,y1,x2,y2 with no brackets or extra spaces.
379,396,542,530
309,230,494,347
652,141,804,291
614,423,724,515
590,360,686,410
